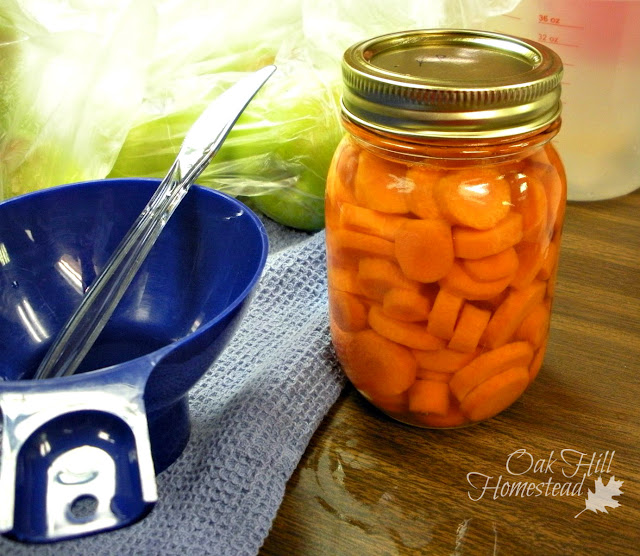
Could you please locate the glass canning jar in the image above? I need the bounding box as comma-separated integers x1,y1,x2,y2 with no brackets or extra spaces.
325,29,566,428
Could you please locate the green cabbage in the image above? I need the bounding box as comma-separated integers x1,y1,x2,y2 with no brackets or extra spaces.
108,63,342,231
0,0,155,198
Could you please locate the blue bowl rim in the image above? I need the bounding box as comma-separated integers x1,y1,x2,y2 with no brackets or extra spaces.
0,177,270,376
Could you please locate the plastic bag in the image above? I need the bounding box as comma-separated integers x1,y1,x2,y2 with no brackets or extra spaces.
106,0,340,231
109,51,342,231
302,0,522,71
1,0,522,230
0,0,155,198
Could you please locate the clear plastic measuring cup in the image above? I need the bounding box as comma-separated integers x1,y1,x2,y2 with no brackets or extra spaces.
481,0,640,200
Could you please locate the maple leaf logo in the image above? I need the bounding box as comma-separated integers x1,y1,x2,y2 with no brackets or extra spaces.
575,476,624,518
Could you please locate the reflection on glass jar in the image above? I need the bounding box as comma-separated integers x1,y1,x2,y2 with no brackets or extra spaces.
325,29,567,428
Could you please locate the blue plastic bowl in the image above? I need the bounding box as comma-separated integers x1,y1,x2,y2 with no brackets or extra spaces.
0,178,268,542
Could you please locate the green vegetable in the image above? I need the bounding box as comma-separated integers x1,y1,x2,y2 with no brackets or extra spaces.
0,1,155,199
220,68,343,231
109,65,343,231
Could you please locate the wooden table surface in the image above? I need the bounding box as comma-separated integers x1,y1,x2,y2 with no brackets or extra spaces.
260,188,640,556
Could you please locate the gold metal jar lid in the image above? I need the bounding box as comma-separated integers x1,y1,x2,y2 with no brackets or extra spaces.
341,29,563,138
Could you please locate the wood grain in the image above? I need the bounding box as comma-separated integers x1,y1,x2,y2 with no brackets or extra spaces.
260,190,640,556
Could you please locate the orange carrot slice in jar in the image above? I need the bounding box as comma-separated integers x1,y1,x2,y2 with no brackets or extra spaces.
364,390,410,414
329,321,353,365
449,341,535,402
475,288,510,312
327,229,395,265
459,366,530,421
335,138,361,196
439,262,513,301
481,280,547,348
382,288,432,322
435,168,512,230
427,289,464,340
325,137,360,211
510,240,549,290
448,303,492,353
339,203,408,241
417,405,468,428
416,368,454,382
354,148,410,213
528,337,549,382
526,153,566,235
394,218,455,283
515,300,551,348
405,165,445,219
538,234,560,281
462,247,519,282
369,305,445,351
344,329,417,398
408,380,451,416
508,172,548,242
357,257,420,301
414,347,477,373
327,266,362,295
329,289,369,332
452,212,523,259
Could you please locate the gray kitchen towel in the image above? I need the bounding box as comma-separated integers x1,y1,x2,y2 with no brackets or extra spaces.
0,225,346,556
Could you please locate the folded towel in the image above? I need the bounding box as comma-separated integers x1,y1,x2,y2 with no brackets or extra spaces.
0,225,345,556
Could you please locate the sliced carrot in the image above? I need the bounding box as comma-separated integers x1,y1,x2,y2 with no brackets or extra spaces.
329,321,351,364
427,289,464,340
418,405,467,428
344,329,417,397
339,203,408,241
326,242,359,272
364,390,409,413
449,340,534,402
448,303,492,353
405,165,444,219
336,139,360,192
529,337,548,381
544,144,567,232
481,280,546,348
369,304,446,351
394,219,455,283
546,270,557,298
329,289,369,332
452,212,523,259
382,288,431,322
328,229,395,262
462,247,519,282
538,236,560,281
354,149,409,214
408,380,450,415
327,266,362,295
414,347,477,373
474,289,510,313
527,154,566,234
326,138,360,209
435,168,512,230
324,181,341,230
440,262,513,301
416,369,453,382
357,257,420,301
459,366,530,421
515,300,550,348
510,240,548,290
509,172,548,242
